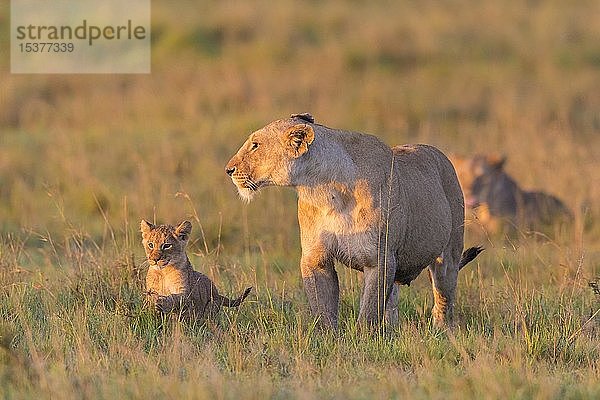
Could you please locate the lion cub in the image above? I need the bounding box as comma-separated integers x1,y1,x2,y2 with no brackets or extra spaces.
141,219,252,321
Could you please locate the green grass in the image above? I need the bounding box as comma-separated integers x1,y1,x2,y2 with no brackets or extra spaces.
0,220,598,398
1,0,600,398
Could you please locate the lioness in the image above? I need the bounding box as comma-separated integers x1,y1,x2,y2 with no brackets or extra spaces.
226,113,482,329
449,154,572,234
142,220,252,321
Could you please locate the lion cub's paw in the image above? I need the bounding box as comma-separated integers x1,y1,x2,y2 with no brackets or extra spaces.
155,295,174,314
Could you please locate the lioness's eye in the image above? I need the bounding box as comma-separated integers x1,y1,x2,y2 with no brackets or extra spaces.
161,243,172,250
147,242,154,249
250,142,259,151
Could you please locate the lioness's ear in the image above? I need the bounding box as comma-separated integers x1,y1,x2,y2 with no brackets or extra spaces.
140,219,155,236
175,220,192,241
286,124,315,158
487,154,506,170
290,113,315,123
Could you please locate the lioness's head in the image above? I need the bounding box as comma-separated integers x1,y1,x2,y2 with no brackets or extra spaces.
449,153,506,208
141,220,192,269
225,113,316,202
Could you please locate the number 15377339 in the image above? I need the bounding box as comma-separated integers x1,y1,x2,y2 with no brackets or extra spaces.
19,42,74,52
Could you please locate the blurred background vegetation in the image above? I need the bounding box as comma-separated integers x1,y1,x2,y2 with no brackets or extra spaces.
0,0,599,397
1,0,599,248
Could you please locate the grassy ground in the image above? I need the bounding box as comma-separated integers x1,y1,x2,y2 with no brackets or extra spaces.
1,0,599,398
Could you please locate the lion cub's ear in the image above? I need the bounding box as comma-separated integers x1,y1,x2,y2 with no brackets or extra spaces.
286,124,315,158
175,220,192,242
140,219,155,236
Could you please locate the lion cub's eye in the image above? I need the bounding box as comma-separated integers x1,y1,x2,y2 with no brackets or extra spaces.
161,243,173,250
147,242,154,249
250,142,259,151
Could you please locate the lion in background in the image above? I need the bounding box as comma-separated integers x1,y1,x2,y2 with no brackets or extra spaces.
449,154,572,235
226,113,482,329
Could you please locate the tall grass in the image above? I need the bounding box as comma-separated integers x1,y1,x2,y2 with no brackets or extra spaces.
0,0,599,397
0,226,598,398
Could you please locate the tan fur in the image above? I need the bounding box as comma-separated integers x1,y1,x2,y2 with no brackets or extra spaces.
226,113,481,329
141,220,251,321
449,154,572,234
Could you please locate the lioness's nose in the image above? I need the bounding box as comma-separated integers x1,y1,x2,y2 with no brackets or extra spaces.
226,166,235,176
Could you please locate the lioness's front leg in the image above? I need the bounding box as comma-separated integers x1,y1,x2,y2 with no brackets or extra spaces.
358,255,397,327
301,250,339,330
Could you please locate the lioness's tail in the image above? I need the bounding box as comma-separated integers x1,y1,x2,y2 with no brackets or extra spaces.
220,287,252,307
458,246,484,270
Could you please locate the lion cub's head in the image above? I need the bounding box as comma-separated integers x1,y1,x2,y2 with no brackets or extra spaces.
225,113,316,202
141,220,192,269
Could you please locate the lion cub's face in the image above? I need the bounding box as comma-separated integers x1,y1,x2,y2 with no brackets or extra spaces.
225,115,315,202
141,220,192,269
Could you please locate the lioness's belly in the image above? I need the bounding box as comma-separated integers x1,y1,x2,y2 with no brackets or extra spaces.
333,232,438,285
333,230,379,269
330,197,451,284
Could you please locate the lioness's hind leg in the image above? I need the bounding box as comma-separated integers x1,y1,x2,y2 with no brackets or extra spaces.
429,252,459,328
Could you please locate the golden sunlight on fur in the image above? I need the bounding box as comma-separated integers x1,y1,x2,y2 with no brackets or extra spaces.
141,220,252,321
226,114,482,329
